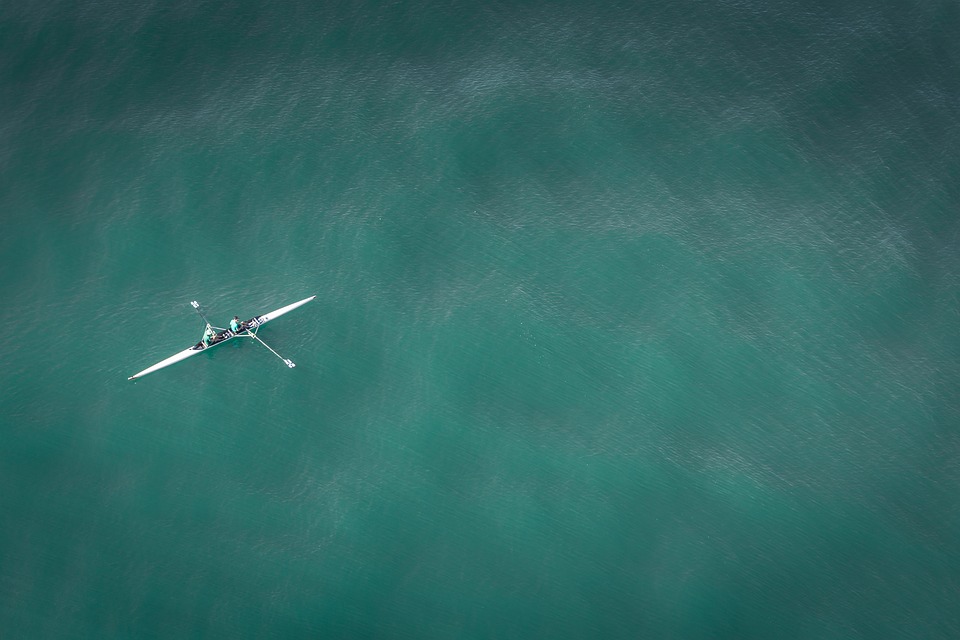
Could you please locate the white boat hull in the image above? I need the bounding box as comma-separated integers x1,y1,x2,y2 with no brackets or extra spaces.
128,296,315,380
249,295,316,326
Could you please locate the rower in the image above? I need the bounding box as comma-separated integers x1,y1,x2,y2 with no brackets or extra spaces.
230,316,242,333
202,326,216,347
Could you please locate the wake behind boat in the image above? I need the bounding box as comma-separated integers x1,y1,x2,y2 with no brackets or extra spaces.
128,295,315,380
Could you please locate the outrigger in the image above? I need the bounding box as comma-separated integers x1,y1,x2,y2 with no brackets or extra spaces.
128,296,315,380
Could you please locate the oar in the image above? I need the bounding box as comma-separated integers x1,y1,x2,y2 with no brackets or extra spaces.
245,331,296,368
191,300,212,328
191,301,224,331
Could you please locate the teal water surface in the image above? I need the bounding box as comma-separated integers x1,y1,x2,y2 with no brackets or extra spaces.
2,1,959,638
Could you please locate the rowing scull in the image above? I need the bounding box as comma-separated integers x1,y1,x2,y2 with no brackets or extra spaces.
128,295,315,380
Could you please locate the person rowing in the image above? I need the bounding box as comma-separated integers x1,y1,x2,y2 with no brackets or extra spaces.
230,316,242,333
202,325,216,347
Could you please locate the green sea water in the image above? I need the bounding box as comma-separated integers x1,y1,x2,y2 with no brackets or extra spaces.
2,1,959,637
